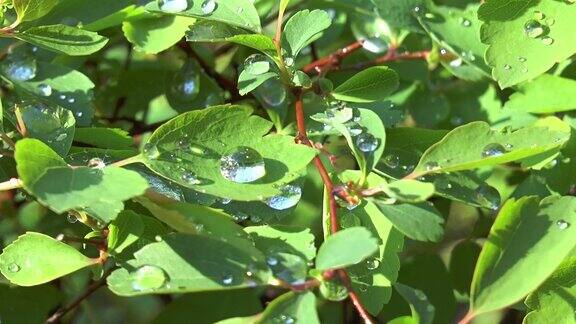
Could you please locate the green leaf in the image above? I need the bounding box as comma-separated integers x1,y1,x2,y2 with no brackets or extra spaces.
395,283,435,324
383,179,435,203
74,127,134,150
413,121,570,174
478,0,576,88
418,4,490,77
259,291,320,324
470,195,576,315
107,233,271,296
15,138,67,185
524,257,576,324
504,74,576,114
312,107,385,183
8,61,96,126
108,210,145,255
13,0,58,23
282,9,332,58
17,25,109,56
316,227,379,271
0,284,62,323
431,172,501,210
19,102,75,156
123,15,195,54
332,67,399,103
372,0,425,32
145,0,261,33
237,65,278,96
0,232,95,286
245,225,316,261
141,105,317,201
371,201,444,242
186,20,277,58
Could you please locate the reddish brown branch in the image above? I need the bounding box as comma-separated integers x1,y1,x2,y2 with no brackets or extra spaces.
343,50,430,71
303,40,365,74
294,91,374,323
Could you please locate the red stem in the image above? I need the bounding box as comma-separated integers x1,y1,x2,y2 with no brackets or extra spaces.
294,91,374,323
303,40,365,74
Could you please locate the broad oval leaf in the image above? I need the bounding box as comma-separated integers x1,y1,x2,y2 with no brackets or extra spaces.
504,74,576,114
371,201,445,242
478,0,576,88
141,105,317,201
470,195,576,315
123,15,195,54
17,25,109,56
413,121,570,175
0,232,95,286
316,227,379,271
282,9,332,58
145,0,261,33
332,67,399,103
383,179,435,203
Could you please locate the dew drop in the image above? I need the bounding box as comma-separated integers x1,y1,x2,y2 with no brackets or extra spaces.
232,212,249,223
220,198,232,205
257,78,286,106
131,265,167,291
182,171,201,185
201,0,217,15
143,143,161,160
265,184,302,210
356,133,379,153
557,220,570,230
518,57,527,62
481,143,506,158
365,258,380,270
425,161,440,171
460,18,471,27
38,83,52,96
67,213,78,223
362,36,389,54
504,64,512,70
55,133,68,142
475,184,500,211
533,11,545,20
266,256,279,266
7,263,20,273
541,36,554,45
3,56,37,81
244,54,271,75
276,314,295,324
449,58,463,67
347,122,363,136
284,56,294,67
384,155,400,169
220,146,265,183
169,62,200,102
158,0,188,13
524,20,544,38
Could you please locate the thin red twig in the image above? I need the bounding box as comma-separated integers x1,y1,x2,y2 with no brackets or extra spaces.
342,50,430,71
294,91,374,323
303,40,365,74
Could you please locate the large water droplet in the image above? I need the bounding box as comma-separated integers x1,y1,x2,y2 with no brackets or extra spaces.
257,78,286,106
557,220,570,230
475,184,500,210
7,263,20,273
3,56,37,81
158,0,188,12
265,184,302,210
524,20,544,38
356,133,379,153
169,61,200,102
365,258,380,270
143,143,161,160
131,265,167,291
481,143,506,158
541,36,554,45
321,279,349,301
243,54,271,75
201,0,217,15
220,146,265,183
38,83,52,96
362,35,389,53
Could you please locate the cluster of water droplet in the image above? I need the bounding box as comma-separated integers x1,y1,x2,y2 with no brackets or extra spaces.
158,0,218,14
523,11,555,46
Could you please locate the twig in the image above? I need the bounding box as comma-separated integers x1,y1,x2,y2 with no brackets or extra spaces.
303,40,365,74
293,91,374,323
342,49,430,71
46,270,112,324
0,178,22,191
0,133,15,149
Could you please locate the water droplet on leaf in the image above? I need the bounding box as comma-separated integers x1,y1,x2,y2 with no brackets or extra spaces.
131,265,167,291
158,0,188,12
220,146,265,183
38,83,52,96
557,220,570,230
542,36,554,45
481,143,506,158
356,133,379,153
7,263,20,273
201,0,217,15
524,20,544,38
265,184,302,210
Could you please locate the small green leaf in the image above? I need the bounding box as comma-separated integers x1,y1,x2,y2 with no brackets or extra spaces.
504,74,576,114
371,201,444,242
245,225,316,261
237,64,278,96
372,0,424,32
13,0,59,23
413,121,570,174
123,15,195,54
383,179,435,203
146,0,261,33
0,232,95,286
108,210,145,255
316,227,379,271
15,138,67,185
478,0,576,88
332,67,399,103
18,25,109,56
259,291,320,324
282,9,332,58
74,127,134,150
186,20,277,58
141,105,317,201
395,283,436,324
470,195,576,315
107,233,271,296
